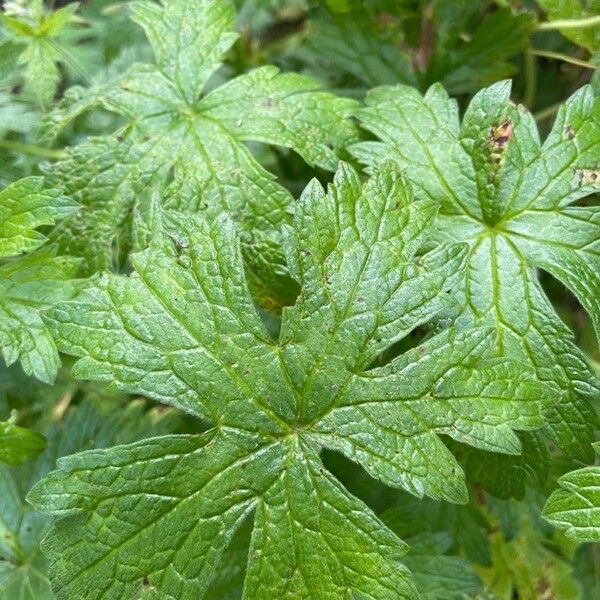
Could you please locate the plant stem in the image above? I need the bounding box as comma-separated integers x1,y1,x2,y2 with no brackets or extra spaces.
523,48,537,109
528,48,597,70
538,15,600,31
0,139,64,159
50,40,93,86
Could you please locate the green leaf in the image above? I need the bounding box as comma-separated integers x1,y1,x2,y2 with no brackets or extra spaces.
0,398,180,600
425,7,535,94
20,39,60,108
0,177,77,258
44,135,166,275
0,172,79,386
0,249,81,383
0,410,46,466
480,505,583,599
301,8,417,89
44,0,358,308
1,1,82,107
543,443,600,542
538,0,600,52
28,163,554,599
401,533,482,600
573,544,600,599
381,491,492,567
352,80,600,461
0,91,39,136
458,431,550,500
296,4,533,96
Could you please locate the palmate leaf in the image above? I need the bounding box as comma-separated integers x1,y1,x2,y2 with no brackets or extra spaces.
43,0,358,308
0,177,80,383
297,3,533,96
352,80,600,462
543,443,600,543
28,164,554,600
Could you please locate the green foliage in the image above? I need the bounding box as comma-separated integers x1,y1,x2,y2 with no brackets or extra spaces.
0,177,80,382
42,0,357,308
0,177,75,257
1,0,82,107
352,80,600,462
0,0,599,598
543,443,600,542
0,396,180,600
0,409,46,466
538,0,600,52
299,2,535,95
27,163,555,598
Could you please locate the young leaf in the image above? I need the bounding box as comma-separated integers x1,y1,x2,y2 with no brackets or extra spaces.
1,0,82,107
43,0,358,308
0,410,46,466
352,80,600,461
28,164,553,599
543,443,600,542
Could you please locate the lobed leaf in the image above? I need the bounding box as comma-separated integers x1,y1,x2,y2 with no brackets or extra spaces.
543,444,600,542
43,0,358,308
29,163,554,599
0,249,81,383
352,79,600,462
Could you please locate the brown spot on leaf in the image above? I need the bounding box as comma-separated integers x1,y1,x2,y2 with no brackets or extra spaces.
577,169,600,186
261,97,278,109
565,125,575,140
489,119,513,151
536,575,553,600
